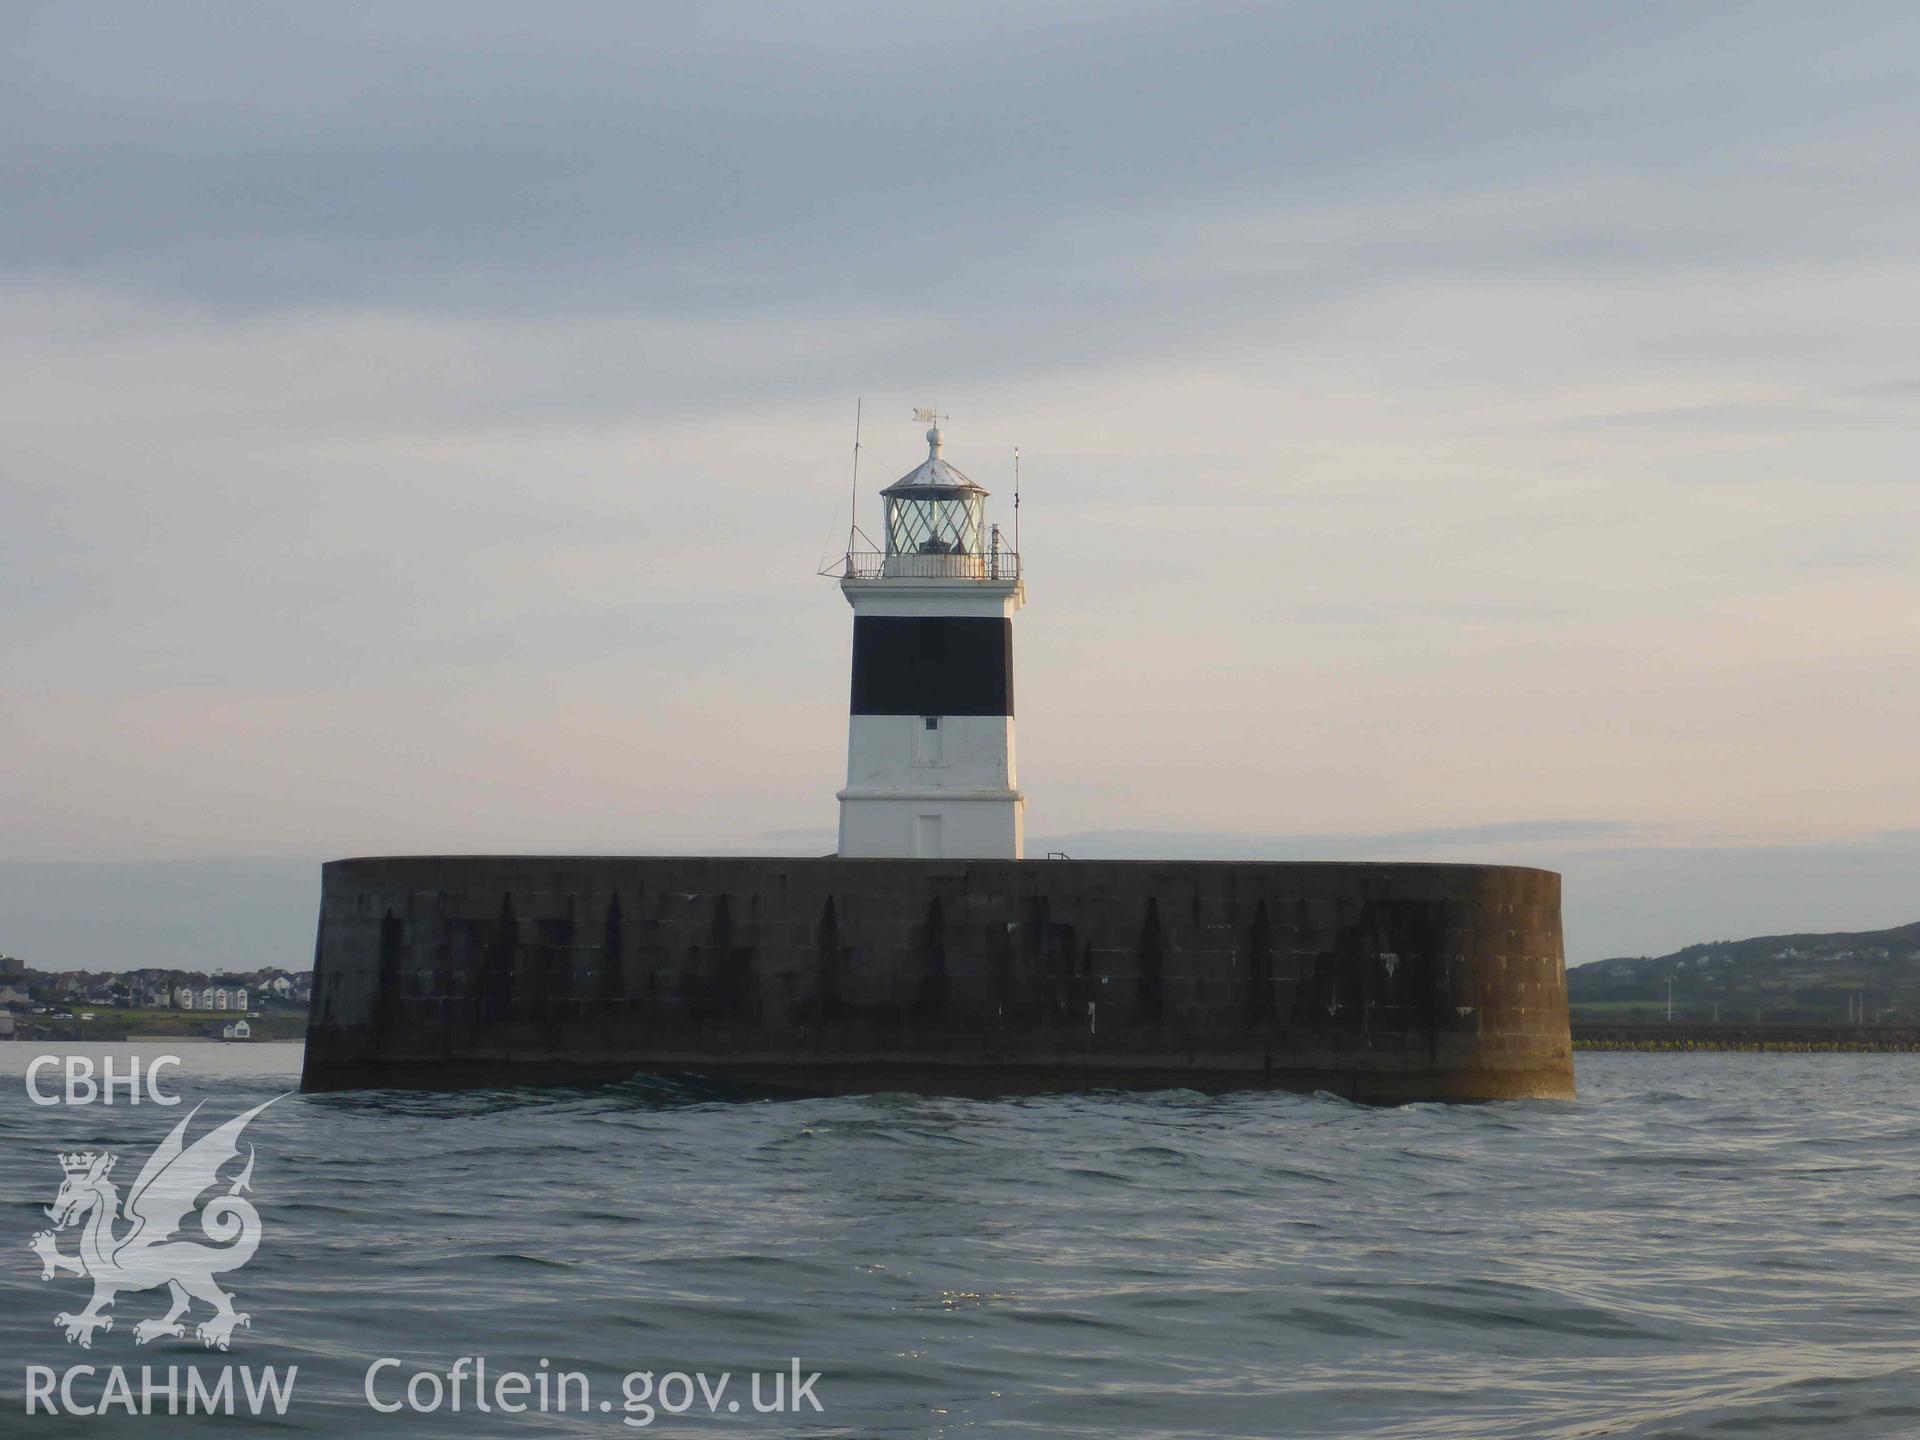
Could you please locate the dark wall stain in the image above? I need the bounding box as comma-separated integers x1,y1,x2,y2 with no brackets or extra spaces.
813,895,845,1022
1246,899,1274,1023
1136,898,1164,1023
600,894,624,1003
914,896,948,1019
374,909,402,1044
696,893,754,1021
481,893,518,1024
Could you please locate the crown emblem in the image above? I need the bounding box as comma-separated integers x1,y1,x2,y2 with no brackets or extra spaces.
58,1152,106,1176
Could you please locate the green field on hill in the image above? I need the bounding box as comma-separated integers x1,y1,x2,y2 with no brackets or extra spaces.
1570,920,1920,1025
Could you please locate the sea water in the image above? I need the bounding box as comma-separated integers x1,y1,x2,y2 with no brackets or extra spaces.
3,1043,1919,1437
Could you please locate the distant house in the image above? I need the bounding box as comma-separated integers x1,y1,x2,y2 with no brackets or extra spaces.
269,976,292,999
233,987,248,1010
174,986,197,1010
0,985,31,1009
220,1019,251,1040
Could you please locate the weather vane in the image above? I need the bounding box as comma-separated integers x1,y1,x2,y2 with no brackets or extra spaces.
912,406,948,427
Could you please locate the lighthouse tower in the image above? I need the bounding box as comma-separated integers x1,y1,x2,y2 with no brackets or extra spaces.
835,419,1025,859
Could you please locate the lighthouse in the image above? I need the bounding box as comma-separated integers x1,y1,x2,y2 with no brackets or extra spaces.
835,418,1025,859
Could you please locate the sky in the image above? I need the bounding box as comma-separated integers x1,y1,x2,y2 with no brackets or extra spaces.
2,2,1916,969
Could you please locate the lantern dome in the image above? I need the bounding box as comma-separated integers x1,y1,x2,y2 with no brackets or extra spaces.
881,425,988,498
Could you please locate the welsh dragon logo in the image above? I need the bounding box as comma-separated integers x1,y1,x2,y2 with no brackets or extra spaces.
29,1097,281,1351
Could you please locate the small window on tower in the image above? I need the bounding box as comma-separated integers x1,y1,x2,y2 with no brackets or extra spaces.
914,715,944,767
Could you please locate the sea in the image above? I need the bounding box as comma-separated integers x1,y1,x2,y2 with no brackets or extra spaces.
3,1044,1919,1438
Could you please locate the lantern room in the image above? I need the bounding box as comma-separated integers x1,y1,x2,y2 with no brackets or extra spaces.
880,425,990,577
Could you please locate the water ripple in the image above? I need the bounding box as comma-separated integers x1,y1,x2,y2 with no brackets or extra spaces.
5,1048,1920,1436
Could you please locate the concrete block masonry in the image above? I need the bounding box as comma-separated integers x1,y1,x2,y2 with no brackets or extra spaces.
301,856,1574,1101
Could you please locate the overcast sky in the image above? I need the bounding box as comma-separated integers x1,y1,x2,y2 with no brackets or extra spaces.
3,2,1917,968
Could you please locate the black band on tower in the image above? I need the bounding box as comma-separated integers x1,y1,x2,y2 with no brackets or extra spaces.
850,616,1013,716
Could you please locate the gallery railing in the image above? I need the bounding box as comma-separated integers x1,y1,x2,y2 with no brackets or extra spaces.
838,550,1022,582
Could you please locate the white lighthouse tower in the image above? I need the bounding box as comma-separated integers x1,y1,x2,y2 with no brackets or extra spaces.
835,417,1025,859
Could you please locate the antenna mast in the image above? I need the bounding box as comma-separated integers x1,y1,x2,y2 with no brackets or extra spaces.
846,398,862,556
1013,446,1021,559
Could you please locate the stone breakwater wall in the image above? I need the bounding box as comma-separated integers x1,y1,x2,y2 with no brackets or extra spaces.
302,856,1573,1101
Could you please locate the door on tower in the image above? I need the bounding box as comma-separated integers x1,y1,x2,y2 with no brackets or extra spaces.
913,813,944,858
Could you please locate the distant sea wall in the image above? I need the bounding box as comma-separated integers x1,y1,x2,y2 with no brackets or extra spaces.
302,857,1573,1101
1575,1021,1920,1052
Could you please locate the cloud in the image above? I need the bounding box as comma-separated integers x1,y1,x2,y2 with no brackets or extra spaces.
1847,378,1920,400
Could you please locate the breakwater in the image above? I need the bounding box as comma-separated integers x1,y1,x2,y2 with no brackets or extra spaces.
302,856,1573,1100
1575,1020,1920,1052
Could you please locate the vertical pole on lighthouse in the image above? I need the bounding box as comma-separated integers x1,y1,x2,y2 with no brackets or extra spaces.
1013,446,1021,558
846,397,863,558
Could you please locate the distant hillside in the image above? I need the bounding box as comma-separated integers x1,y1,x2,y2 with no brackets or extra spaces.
1569,921,1920,1024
